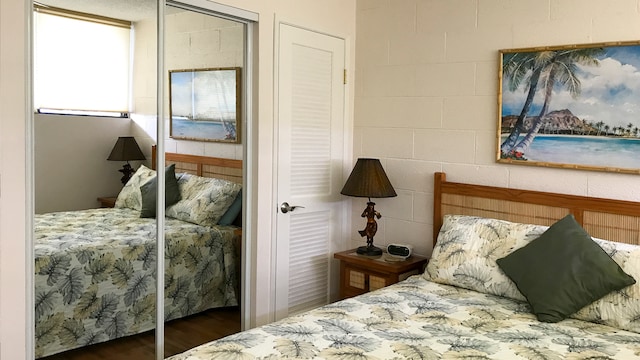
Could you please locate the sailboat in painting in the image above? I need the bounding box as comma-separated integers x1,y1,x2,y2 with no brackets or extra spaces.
169,67,240,143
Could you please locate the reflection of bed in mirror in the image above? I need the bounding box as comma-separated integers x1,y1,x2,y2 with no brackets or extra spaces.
34,148,243,358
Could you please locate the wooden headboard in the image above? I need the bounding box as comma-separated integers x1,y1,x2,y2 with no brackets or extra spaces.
151,146,242,184
433,172,640,247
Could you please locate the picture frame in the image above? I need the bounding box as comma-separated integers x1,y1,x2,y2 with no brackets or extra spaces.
497,41,640,174
169,67,241,143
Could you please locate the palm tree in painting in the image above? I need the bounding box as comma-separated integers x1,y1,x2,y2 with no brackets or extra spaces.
595,121,605,136
500,52,550,155
604,124,610,135
513,48,603,152
501,47,604,156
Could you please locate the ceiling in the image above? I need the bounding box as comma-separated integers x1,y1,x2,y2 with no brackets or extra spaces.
37,0,158,22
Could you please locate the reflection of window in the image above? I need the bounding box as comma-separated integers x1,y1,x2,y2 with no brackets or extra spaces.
34,6,131,115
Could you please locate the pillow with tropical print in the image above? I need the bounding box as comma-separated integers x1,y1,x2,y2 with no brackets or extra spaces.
424,214,547,301
166,173,242,228
114,164,156,211
495,214,635,323
571,238,640,333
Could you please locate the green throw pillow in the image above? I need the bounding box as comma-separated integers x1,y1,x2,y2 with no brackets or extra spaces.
496,214,636,323
139,164,181,218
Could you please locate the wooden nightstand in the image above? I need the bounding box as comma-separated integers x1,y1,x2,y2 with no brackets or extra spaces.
97,196,117,208
334,249,429,300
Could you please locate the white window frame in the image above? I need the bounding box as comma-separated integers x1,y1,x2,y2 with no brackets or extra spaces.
33,5,132,116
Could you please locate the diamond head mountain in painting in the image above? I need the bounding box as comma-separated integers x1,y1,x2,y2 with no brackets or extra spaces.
501,108,640,139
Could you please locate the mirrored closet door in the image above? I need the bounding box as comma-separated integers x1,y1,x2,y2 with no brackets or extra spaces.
160,3,247,357
32,0,254,359
33,1,158,359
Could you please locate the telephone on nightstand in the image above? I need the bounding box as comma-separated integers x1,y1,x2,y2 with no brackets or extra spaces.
386,243,413,260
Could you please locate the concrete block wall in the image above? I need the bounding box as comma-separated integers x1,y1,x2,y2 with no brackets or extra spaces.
353,0,640,256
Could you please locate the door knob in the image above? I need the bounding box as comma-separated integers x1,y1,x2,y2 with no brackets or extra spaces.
280,202,304,213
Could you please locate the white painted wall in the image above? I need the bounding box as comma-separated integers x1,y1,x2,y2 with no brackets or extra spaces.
0,1,29,358
353,0,640,259
34,114,150,213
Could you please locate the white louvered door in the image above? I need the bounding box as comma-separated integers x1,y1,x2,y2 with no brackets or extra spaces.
275,23,346,319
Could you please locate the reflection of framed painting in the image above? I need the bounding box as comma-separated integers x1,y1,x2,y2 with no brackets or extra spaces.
169,67,241,143
497,41,640,174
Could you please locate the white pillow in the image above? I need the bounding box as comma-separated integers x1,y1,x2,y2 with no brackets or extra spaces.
165,173,242,227
114,165,156,211
571,238,640,333
425,214,547,301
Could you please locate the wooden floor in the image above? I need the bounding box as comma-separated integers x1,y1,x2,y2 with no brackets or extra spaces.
40,307,241,360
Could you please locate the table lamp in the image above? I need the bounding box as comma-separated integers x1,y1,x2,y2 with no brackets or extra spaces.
107,136,146,184
341,158,397,256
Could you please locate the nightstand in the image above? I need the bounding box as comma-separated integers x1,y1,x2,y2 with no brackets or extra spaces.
334,249,429,300
97,196,117,208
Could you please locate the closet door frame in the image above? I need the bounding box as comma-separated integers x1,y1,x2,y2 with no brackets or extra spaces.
155,1,257,358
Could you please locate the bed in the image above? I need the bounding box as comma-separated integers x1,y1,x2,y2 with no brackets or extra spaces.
168,171,640,359
34,149,243,358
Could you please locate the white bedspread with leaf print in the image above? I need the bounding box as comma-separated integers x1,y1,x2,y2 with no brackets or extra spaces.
34,208,239,358
169,276,640,360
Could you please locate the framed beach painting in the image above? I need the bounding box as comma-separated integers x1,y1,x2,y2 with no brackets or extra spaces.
497,41,640,174
169,67,241,143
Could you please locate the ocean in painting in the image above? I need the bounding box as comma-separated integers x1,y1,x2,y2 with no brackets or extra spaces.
172,117,236,141
502,135,640,169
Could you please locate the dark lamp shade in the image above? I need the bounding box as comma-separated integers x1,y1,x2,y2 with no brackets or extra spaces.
341,158,397,198
107,136,146,162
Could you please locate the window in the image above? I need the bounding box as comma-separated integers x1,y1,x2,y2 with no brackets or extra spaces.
34,6,131,115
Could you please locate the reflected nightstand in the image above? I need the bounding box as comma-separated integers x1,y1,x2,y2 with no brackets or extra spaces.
97,196,117,208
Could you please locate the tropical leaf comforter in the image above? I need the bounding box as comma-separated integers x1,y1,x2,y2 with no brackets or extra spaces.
34,207,239,358
168,275,640,360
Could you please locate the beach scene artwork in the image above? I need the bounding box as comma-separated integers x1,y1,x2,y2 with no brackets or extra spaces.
169,67,241,143
498,42,640,173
